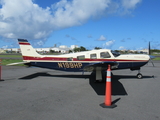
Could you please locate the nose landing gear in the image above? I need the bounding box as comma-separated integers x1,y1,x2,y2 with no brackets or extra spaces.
137,73,143,79
137,70,143,79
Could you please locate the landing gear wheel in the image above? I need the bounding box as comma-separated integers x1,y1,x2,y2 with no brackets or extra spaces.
137,73,143,79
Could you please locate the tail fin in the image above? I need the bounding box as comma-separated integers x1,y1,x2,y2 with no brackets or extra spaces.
18,39,42,58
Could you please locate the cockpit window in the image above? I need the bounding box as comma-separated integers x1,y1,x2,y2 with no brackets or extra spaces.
111,51,120,57
100,52,111,58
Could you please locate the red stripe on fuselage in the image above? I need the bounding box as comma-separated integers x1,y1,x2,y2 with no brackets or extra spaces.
23,56,68,61
22,56,148,62
19,42,30,45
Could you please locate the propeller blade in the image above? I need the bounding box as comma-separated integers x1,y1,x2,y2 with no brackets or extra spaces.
149,55,155,67
151,60,155,67
148,42,155,67
148,41,151,55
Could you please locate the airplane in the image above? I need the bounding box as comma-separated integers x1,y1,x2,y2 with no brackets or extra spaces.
8,39,151,81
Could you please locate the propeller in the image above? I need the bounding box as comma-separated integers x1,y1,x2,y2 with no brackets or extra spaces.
148,41,155,67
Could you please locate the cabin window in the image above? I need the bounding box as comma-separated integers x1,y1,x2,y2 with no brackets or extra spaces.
90,54,97,59
67,57,73,61
77,55,85,60
100,52,111,58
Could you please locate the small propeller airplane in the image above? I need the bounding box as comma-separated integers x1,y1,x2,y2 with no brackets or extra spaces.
8,39,152,80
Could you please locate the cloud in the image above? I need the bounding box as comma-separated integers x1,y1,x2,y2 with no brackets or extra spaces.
103,40,115,48
122,0,142,9
119,46,125,50
0,0,142,42
51,0,111,28
2,45,8,49
120,0,142,15
36,40,45,46
97,35,106,41
0,0,53,40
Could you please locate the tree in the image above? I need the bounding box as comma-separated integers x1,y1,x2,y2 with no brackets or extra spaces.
69,50,73,53
73,46,87,52
94,47,102,50
79,46,87,51
73,47,80,52
50,50,55,53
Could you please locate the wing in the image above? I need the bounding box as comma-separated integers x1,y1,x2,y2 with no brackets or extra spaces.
7,61,30,66
83,61,118,71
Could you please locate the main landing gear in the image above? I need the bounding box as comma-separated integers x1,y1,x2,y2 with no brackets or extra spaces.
137,70,143,79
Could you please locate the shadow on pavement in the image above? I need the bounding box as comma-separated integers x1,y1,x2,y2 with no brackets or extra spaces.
89,72,128,96
19,71,154,96
19,72,90,80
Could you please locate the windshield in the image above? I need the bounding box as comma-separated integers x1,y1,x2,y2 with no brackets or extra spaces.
111,51,121,57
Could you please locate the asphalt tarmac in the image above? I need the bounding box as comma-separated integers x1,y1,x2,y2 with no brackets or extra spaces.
0,61,160,120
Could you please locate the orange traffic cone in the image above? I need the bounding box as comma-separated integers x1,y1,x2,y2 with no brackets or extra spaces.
100,64,116,108
105,64,112,106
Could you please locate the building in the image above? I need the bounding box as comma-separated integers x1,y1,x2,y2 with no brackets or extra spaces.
137,49,149,54
0,48,5,53
2,44,79,54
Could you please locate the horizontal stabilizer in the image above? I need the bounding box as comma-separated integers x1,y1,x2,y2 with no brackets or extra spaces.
7,61,30,66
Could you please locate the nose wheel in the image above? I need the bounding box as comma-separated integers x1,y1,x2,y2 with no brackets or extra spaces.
137,69,143,79
137,73,143,79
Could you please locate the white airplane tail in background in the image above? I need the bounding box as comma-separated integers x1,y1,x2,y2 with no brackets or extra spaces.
18,39,42,58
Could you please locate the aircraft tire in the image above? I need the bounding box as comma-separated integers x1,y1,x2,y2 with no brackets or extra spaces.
137,73,143,79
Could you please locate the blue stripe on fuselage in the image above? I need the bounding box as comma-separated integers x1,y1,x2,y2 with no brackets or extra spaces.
29,62,89,72
28,61,148,71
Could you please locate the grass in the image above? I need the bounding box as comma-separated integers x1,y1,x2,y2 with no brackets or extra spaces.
0,54,22,58
0,59,23,66
153,57,160,61
0,54,23,65
152,54,160,56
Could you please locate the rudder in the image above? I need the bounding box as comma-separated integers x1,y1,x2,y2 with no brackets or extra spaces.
18,39,42,58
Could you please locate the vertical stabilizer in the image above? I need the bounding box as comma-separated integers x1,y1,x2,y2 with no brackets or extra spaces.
18,39,42,57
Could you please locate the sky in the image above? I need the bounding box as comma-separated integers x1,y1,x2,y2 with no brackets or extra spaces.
0,0,160,50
